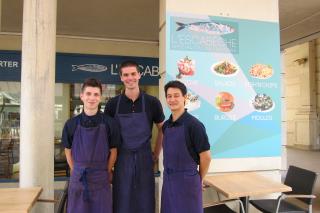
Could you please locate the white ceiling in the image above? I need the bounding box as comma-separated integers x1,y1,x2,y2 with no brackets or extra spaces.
279,0,320,48
1,0,320,49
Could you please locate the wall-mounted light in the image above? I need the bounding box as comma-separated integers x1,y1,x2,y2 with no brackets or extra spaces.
293,57,308,65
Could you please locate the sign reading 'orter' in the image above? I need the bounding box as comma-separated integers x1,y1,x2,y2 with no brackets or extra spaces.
0,60,19,68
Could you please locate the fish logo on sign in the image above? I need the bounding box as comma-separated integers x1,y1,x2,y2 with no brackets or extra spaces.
72,64,108,72
176,21,235,35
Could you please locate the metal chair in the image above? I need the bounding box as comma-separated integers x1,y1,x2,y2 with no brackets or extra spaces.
204,199,245,213
204,189,245,213
250,165,317,213
54,181,69,213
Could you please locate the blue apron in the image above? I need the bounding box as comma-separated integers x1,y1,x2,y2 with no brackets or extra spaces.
113,94,155,213
67,115,112,213
161,125,202,213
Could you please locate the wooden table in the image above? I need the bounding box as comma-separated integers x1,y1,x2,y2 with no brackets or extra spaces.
204,172,292,212
0,187,42,213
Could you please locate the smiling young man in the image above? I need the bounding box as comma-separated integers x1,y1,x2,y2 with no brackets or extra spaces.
104,60,165,213
62,78,120,213
161,80,211,213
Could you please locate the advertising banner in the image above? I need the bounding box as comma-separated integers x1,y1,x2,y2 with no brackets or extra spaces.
166,13,281,158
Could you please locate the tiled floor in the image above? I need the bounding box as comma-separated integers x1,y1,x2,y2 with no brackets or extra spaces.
286,147,320,213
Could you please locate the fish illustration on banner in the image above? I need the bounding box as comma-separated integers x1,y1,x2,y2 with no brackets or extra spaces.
72,64,108,72
176,21,235,35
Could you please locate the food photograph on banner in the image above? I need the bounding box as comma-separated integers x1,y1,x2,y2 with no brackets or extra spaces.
166,13,281,159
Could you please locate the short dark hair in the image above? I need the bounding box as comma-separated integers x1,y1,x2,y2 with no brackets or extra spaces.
81,78,102,94
164,80,187,97
119,60,140,75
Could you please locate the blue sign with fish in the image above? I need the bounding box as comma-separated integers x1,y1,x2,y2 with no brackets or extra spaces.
166,13,281,159
0,51,160,85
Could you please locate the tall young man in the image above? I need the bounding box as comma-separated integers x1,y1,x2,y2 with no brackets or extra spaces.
161,80,211,213
62,78,120,213
104,61,165,213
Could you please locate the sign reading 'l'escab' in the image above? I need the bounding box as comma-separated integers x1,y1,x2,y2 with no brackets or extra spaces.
0,51,160,85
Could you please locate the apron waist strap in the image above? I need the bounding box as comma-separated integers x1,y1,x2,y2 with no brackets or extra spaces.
164,168,198,175
78,167,103,202
74,162,106,170
119,142,151,154
73,162,107,202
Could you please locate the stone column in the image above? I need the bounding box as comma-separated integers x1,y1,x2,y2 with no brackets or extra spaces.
20,0,56,212
0,0,2,31
158,1,166,212
284,41,318,150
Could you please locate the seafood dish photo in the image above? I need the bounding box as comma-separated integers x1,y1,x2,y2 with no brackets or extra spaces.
177,56,196,79
252,93,274,112
215,92,234,112
185,93,201,112
249,64,273,79
176,21,235,35
211,61,238,76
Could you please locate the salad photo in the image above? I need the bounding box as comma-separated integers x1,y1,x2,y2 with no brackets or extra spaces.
211,60,238,76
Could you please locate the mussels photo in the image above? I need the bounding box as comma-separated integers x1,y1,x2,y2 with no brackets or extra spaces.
252,93,274,112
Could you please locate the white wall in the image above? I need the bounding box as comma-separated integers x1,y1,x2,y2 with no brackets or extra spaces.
0,34,159,57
